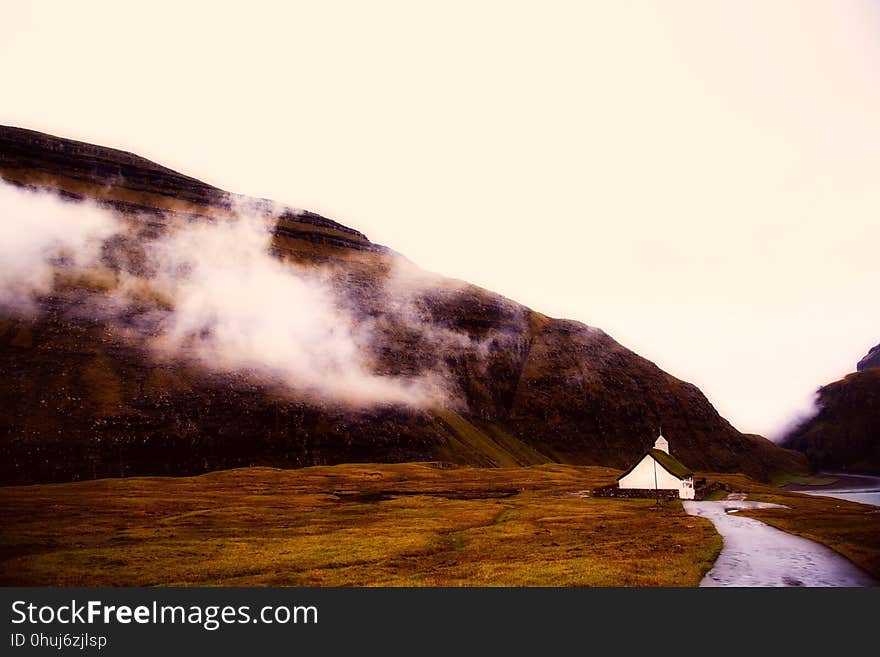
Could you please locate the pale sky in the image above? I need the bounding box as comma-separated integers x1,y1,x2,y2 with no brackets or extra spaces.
2,1,879,438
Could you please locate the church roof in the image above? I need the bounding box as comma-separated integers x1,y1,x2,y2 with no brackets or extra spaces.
616,448,693,481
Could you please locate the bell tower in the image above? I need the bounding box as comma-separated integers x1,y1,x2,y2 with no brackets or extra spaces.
653,431,669,454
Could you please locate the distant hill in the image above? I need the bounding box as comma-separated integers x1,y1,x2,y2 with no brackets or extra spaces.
781,346,880,474
0,125,807,483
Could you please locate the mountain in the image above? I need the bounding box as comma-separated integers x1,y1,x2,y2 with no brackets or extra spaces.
0,125,807,484
857,344,880,372
781,346,880,474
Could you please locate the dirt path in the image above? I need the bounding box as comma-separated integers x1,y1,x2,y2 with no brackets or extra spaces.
683,499,877,587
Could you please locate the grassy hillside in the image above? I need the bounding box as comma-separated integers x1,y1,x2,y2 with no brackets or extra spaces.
781,369,880,474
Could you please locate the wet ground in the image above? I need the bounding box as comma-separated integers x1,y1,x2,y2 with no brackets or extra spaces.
683,499,878,587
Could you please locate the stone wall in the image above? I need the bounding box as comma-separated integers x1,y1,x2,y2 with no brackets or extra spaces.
592,480,731,501
592,484,679,500
693,479,731,500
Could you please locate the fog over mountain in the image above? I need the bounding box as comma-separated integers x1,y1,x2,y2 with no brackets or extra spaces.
782,344,880,474
0,126,808,484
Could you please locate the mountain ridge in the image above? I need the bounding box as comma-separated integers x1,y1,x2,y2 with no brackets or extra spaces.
0,124,807,483
782,345,880,474
857,344,880,372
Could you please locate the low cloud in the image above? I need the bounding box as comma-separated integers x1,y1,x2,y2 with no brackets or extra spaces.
145,209,443,406
0,182,119,313
378,256,494,357
0,181,451,408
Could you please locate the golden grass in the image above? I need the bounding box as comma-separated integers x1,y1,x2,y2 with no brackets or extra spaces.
54,267,119,293
768,472,839,488
0,463,721,587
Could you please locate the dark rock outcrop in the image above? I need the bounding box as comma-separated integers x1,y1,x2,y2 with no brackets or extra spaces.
857,344,880,372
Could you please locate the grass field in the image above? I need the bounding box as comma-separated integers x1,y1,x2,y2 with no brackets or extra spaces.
2,463,876,586
0,463,722,587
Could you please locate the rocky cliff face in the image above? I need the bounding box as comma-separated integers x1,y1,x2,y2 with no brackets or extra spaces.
782,345,880,474
0,125,807,483
857,344,880,372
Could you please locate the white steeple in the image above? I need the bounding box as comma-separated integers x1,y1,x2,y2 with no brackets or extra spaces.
653,431,669,454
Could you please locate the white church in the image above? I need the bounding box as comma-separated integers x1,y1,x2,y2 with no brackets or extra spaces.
617,432,695,500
